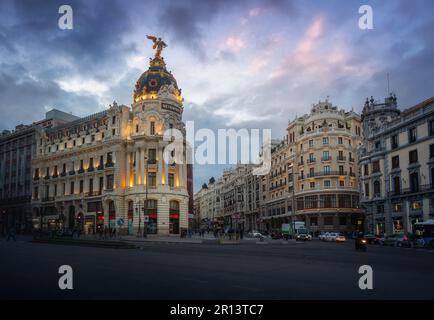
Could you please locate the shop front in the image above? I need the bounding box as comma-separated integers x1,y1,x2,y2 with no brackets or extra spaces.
145,199,158,234
84,215,95,234
169,200,180,234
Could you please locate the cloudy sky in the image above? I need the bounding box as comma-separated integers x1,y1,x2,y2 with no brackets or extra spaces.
0,0,433,190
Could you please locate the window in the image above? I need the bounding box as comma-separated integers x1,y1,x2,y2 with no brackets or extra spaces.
364,164,369,176
79,180,84,193
150,121,155,135
374,181,381,196
338,137,343,145
112,116,116,125
339,216,347,226
393,203,402,212
393,176,400,195
322,137,329,145
430,144,434,159
410,172,419,192
310,181,315,189
106,174,114,190
148,148,157,164
323,166,330,175
391,134,399,149
392,155,400,169
89,158,94,169
148,172,156,187
430,119,434,136
339,165,344,175
99,177,104,191
338,150,344,161
106,152,113,165
372,160,380,173
324,216,333,225
309,140,314,148
89,178,93,193
339,180,345,187
136,125,139,133
322,151,330,161
412,200,422,210
409,150,418,164
408,127,417,143
324,180,331,187
365,183,370,197
70,181,75,195
168,173,174,188
309,167,314,177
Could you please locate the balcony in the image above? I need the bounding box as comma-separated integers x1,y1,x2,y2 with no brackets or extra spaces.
105,162,114,168
321,156,332,162
85,191,102,197
87,167,95,172
33,176,39,181
298,161,304,165
69,170,75,176
337,156,346,162
148,159,157,165
78,168,85,174
307,158,316,164
44,175,50,180
306,171,348,178
349,157,355,162
97,164,104,170
60,172,67,177
42,196,54,202
52,173,58,179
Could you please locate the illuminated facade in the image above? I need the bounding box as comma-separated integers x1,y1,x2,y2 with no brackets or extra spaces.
287,100,364,233
31,53,190,236
359,95,434,235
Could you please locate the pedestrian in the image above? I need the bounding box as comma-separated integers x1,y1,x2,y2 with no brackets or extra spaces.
104,226,108,239
6,226,16,242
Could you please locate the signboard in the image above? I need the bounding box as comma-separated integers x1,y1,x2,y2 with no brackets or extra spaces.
188,214,194,219
117,218,124,226
144,216,149,223
161,103,182,115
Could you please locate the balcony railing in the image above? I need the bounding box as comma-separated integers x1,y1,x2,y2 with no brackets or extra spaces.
321,156,332,161
60,172,67,177
105,162,114,168
97,164,104,170
87,167,95,172
305,171,348,178
337,156,346,161
42,196,54,202
307,158,316,164
78,168,85,174
85,191,102,197
69,170,75,176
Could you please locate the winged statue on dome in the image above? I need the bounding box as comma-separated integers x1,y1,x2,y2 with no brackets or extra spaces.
146,35,167,59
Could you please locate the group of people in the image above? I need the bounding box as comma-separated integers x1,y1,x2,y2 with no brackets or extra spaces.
96,225,117,240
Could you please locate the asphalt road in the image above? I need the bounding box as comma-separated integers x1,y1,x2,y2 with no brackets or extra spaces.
1,238,434,299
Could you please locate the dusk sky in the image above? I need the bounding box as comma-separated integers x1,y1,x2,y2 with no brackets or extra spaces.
1,0,433,190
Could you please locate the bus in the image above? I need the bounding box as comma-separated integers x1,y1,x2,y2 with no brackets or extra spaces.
414,220,434,247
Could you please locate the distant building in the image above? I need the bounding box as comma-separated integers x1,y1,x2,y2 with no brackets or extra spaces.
0,109,78,235
359,95,434,235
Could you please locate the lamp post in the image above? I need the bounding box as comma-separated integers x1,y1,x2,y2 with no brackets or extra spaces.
136,201,142,238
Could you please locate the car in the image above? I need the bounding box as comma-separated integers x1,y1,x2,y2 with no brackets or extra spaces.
379,234,401,246
335,234,346,242
325,232,338,242
248,231,265,239
296,233,309,241
271,231,283,239
363,234,380,244
319,232,330,241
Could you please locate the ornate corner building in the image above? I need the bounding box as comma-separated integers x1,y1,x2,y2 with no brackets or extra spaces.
31,52,191,236
285,100,364,233
359,95,434,235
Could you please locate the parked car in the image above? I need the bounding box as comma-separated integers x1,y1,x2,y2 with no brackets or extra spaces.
271,231,283,239
296,233,310,241
319,232,330,241
248,231,265,239
335,234,346,242
325,232,339,242
379,234,402,246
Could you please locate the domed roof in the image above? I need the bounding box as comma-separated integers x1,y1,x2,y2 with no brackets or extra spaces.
133,56,182,103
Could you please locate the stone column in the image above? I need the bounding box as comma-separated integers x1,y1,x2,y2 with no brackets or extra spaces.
135,150,140,185
126,152,130,188
140,149,145,185
157,147,163,186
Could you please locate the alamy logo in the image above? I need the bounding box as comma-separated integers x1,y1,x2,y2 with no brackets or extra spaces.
358,265,373,290
358,5,374,30
58,5,73,30
58,265,73,290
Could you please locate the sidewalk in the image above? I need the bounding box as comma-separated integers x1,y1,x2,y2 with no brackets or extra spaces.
121,235,204,244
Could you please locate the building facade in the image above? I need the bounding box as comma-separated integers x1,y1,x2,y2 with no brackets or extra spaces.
0,109,78,235
359,95,434,235
288,100,363,234
31,51,190,236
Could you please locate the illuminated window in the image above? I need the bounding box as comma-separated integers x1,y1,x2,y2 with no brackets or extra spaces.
150,121,155,135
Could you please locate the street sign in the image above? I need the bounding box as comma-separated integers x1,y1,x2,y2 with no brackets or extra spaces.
144,215,149,223
117,218,124,226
